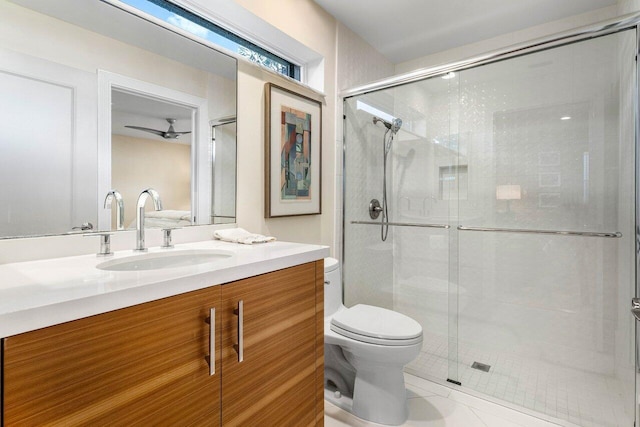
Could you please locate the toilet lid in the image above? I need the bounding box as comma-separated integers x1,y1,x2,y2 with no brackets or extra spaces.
330,304,423,345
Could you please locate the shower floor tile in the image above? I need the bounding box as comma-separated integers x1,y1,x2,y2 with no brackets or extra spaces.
405,332,631,427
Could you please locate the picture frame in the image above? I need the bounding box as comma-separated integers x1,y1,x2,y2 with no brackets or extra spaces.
264,82,322,218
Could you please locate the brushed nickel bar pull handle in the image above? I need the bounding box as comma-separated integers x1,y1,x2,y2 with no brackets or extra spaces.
209,307,215,376
457,225,622,238
632,298,640,322
234,300,244,362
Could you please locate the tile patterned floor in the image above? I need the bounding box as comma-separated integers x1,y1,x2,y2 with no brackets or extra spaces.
405,333,631,427
325,373,563,427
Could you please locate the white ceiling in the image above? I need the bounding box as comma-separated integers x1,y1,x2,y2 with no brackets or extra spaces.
314,0,617,63
111,90,193,144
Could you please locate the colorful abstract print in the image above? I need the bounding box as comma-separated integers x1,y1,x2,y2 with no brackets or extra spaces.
280,107,312,200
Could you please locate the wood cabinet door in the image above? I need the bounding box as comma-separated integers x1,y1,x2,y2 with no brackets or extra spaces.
3,286,221,426
221,262,318,426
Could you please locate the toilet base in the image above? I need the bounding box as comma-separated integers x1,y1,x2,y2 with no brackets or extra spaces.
324,387,354,413
351,364,409,425
325,383,409,426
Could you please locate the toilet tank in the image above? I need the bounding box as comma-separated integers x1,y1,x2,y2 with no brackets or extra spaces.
324,257,343,317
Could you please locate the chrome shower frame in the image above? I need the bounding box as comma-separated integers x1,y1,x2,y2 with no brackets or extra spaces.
340,11,640,424
341,12,640,98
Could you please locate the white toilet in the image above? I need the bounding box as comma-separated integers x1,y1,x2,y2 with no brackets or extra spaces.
323,257,423,425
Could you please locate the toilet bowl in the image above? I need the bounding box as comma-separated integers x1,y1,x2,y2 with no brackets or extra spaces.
324,257,423,425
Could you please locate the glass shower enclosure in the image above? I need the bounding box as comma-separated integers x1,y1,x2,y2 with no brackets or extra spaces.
342,20,637,427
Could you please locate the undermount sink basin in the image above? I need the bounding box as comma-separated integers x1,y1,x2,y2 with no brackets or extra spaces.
96,249,234,272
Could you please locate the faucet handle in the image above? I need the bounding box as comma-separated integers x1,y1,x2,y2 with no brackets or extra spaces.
84,232,114,257
161,228,174,249
73,222,94,231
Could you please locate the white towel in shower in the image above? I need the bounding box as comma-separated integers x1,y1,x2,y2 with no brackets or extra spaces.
214,228,276,245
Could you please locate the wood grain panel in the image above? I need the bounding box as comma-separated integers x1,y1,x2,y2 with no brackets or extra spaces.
315,259,325,426
221,262,317,426
3,286,221,426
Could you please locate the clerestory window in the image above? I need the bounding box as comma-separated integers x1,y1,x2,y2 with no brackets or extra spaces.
121,0,301,80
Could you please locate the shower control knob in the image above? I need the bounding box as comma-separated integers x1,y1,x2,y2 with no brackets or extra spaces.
334,390,341,399
369,199,382,219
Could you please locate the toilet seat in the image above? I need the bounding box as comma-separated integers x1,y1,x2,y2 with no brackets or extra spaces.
330,304,423,346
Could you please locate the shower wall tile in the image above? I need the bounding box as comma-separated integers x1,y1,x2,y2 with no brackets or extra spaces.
343,10,635,427
343,29,636,426
613,17,636,411
343,95,395,310
343,222,394,309
334,23,395,270
449,35,632,380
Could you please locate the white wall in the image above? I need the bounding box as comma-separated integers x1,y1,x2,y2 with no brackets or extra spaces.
618,0,640,13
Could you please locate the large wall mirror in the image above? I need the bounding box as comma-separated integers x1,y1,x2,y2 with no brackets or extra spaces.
0,0,237,238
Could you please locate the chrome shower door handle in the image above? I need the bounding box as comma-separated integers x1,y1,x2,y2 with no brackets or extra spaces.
209,307,215,376
234,300,244,362
631,298,640,321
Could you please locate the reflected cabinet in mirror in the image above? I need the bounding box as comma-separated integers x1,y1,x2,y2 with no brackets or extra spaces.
0,0,237,238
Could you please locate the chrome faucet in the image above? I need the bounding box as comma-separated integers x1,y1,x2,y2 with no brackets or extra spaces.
135,188,162,252
104,189,125,231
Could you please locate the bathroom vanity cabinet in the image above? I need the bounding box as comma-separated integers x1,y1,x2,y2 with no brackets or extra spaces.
220,260,323,426
2,261,324,426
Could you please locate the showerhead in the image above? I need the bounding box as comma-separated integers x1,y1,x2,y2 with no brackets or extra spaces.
373,116,402,134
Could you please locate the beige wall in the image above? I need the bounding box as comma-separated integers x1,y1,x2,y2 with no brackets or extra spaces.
233,0,338,251
112,135,191,227
233,0,397,255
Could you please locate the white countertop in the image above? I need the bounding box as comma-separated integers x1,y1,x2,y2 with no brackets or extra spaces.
0,240,329,338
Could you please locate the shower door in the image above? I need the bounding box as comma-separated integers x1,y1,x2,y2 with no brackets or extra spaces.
343,73,459,384
452,30,636,427
342,24,637,427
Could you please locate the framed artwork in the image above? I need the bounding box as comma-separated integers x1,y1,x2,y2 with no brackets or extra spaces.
264,83,322,217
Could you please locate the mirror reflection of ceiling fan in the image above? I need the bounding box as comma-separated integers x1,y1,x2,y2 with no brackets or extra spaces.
125,118,191,140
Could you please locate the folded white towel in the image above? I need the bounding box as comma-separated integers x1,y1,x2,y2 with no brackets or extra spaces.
214,228,276,245
145,210,191,221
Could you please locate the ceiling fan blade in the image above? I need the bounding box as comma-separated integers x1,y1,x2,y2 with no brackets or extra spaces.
124,125,165,137
163,130,192,140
